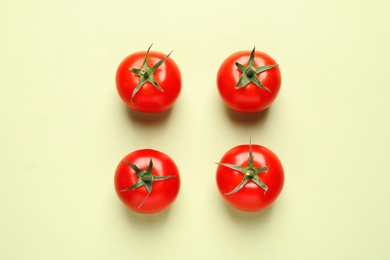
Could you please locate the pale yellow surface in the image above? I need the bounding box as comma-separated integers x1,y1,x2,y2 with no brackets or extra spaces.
1,0,390,259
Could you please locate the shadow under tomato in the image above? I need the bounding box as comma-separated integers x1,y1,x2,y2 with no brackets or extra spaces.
222,200,275,224
224,105,270,125
123,205,172,226
125,105,173,125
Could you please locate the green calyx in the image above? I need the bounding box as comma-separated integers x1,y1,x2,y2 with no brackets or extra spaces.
120,158,175,208
217,140,269,195
129,44,172,103
235,47,278,91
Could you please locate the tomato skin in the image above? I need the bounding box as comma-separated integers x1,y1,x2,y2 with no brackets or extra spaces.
216,144,284,212
116,50,181,113
217,50,281,112
114,149,180,214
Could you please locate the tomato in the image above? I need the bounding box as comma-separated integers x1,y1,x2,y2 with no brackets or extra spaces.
116,45,182,113
216,141,284,212
217,47,281,112
114,149,180,214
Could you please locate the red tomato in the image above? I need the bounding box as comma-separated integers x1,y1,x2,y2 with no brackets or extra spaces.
116,45,182,113
114,149,180,214
216,141,284,212
217,47,281,112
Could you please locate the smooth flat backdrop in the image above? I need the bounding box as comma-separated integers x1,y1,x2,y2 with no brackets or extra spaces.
1,0,389,259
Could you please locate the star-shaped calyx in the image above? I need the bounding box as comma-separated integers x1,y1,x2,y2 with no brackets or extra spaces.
129,44,172,103
235,47,278,91
217,140,269,195
120,158,175,208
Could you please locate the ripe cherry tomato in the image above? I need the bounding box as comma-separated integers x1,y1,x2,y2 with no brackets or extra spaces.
116,45,182,113
114,149,180,214
216,141,284,212
217,47,281,112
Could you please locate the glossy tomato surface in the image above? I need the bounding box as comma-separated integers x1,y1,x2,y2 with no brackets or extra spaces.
114,149,180,214
217,49,281,112
116,47,181,113
216,143,284,212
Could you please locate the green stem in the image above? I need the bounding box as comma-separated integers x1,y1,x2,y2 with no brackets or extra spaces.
142,174,152,182
246,68,255,77
142,70,149,78
245,169,255,177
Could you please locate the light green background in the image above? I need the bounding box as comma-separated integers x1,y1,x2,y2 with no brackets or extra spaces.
1,0,389,259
